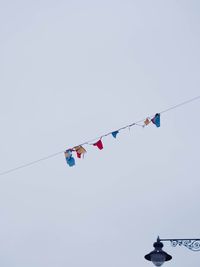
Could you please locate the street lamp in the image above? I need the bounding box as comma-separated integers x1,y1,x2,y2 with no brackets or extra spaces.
144,236,200,266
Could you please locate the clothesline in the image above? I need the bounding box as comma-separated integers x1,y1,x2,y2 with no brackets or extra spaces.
0,95,199,176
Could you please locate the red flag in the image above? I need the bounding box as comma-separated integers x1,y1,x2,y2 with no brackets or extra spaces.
93,139,103,150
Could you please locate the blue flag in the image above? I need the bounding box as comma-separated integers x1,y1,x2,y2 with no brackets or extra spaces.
112,131,119,138
151,113,160,127
65,150,76,167
66,156,75,167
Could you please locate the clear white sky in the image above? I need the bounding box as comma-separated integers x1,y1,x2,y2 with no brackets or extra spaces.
0,0,200,266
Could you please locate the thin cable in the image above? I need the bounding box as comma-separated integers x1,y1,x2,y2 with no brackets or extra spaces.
0,95,199,176
72,95,200,146
0,151,63,176
160,95,200,114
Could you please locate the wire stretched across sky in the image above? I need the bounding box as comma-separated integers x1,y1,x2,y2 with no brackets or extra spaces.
0,95,199,176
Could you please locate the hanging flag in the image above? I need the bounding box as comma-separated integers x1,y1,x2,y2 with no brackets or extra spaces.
144,118,151,126
74,146,87,158
66,156,75,167
151,113,160,127
111,131,119,138
64,150,75,167
93,139,103,150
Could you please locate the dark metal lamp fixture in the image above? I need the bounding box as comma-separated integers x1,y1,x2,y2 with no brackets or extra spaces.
145,237,200,266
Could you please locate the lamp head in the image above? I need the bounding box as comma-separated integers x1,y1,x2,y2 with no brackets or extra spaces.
145,238,172,266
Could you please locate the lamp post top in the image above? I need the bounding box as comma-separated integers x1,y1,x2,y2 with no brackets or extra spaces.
145,236,200,266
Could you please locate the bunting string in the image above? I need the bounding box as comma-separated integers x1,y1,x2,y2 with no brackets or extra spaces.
0,95,199,175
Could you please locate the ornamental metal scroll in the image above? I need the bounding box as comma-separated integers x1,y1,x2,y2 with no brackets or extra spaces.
170,239,200,252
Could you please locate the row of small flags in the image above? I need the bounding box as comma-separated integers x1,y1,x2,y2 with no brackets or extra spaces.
64,113,160,167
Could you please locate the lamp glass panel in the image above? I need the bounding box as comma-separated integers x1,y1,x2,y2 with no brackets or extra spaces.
150,253,166,267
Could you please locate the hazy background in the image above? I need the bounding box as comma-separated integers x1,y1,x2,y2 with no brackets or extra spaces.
0,0,200,266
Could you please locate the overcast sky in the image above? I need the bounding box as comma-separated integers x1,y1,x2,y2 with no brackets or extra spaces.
0,0,200,266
